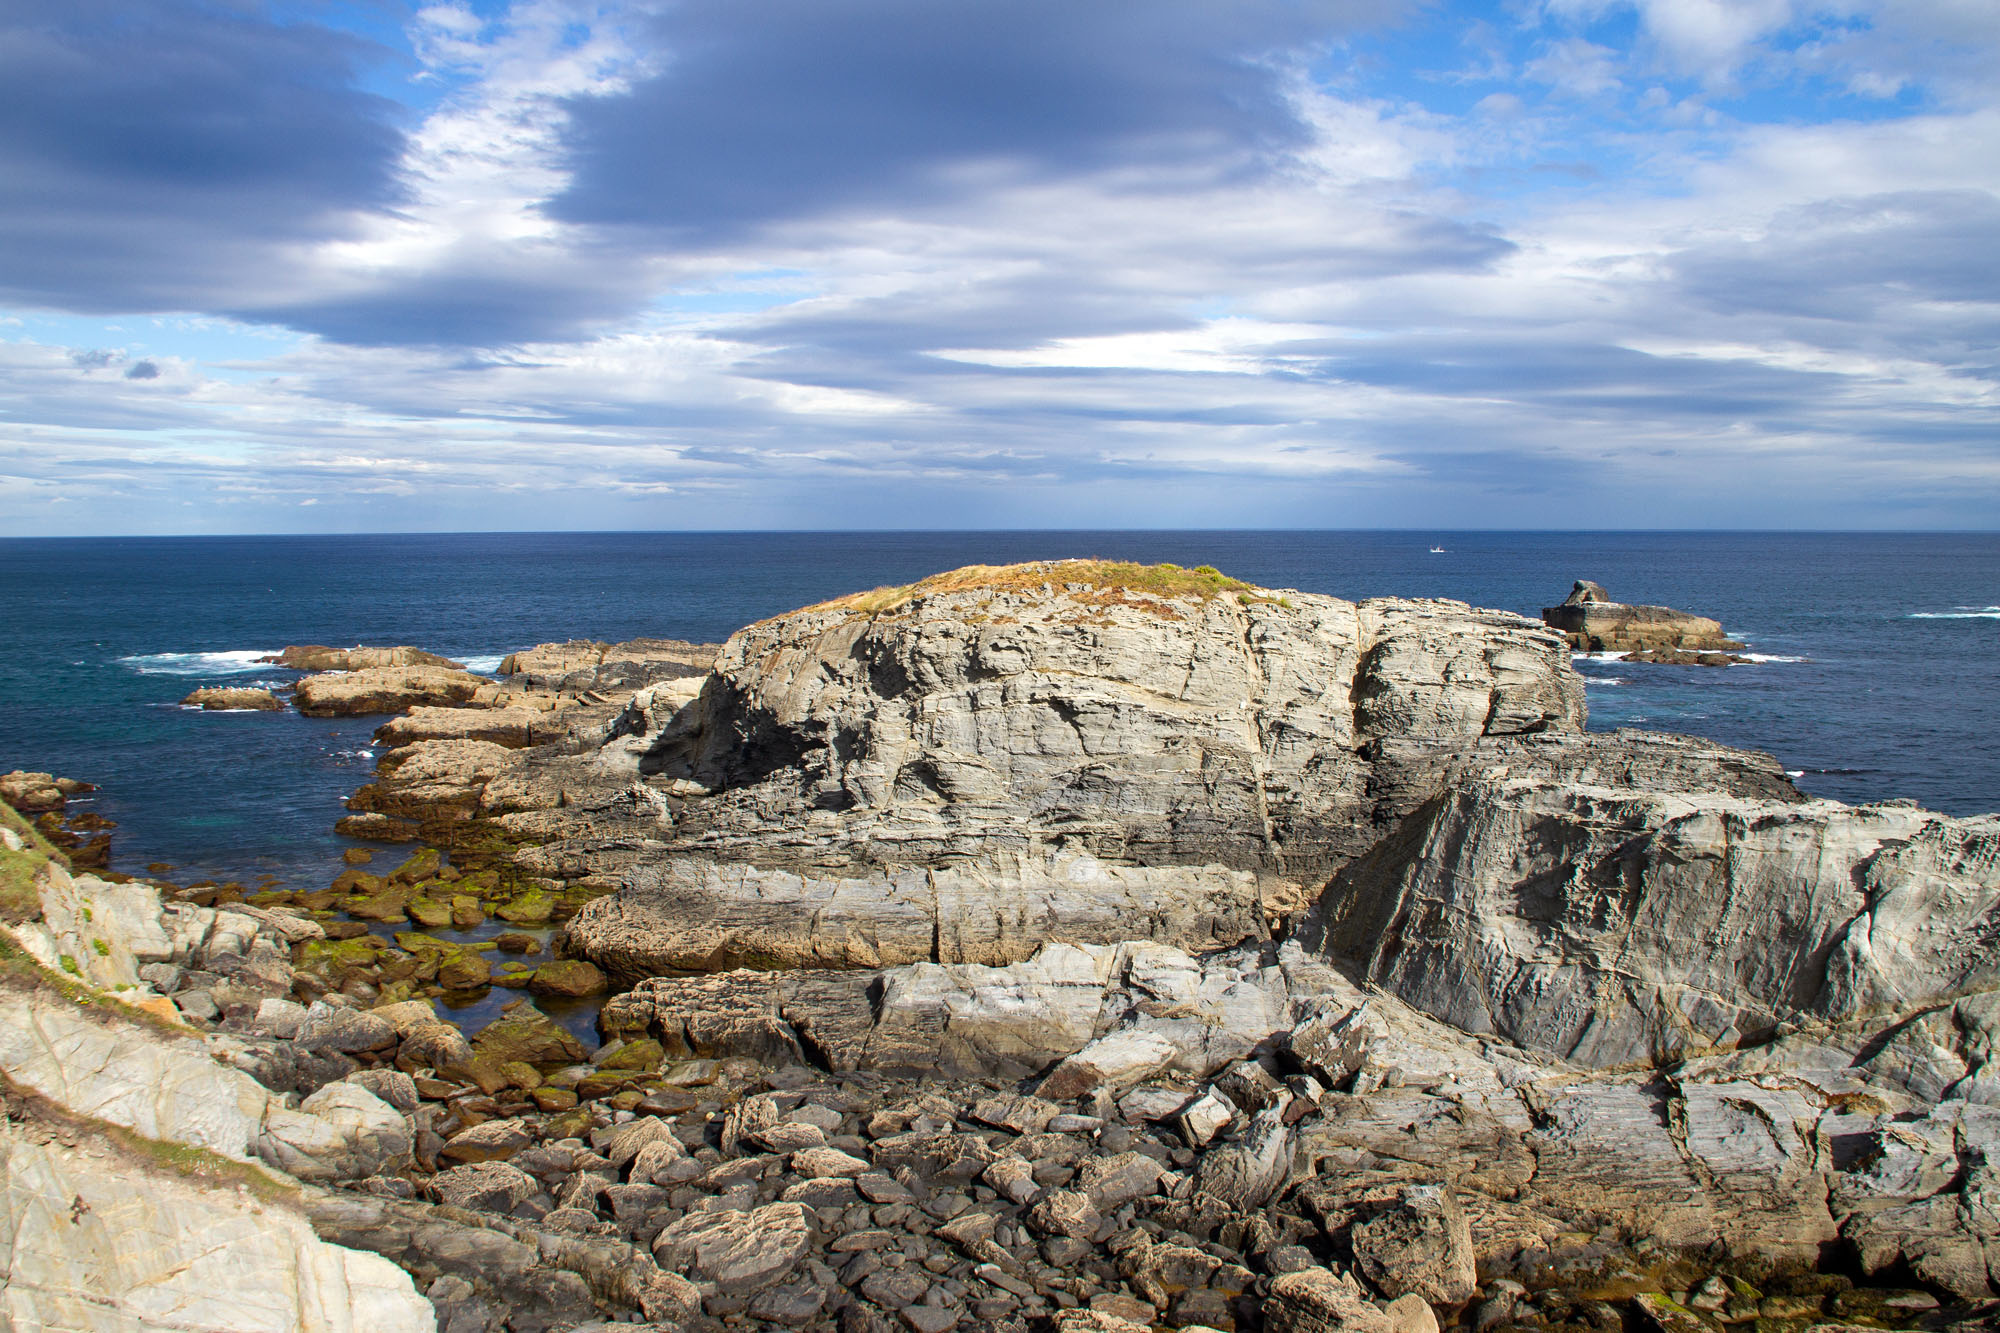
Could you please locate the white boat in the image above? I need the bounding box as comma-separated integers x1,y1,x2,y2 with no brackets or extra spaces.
1429,546,1446,554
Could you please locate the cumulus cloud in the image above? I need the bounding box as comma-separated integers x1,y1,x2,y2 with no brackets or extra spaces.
0,0,406,314
0,0,1995,532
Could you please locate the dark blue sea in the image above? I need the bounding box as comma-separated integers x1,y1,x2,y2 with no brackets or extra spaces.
2,529,1994,950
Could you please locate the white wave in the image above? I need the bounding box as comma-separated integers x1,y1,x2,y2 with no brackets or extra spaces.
334,748,376,760
1572,651,1629,662
458,654,509,675
1786,769,1805,778
119,649,275,677
1586,677,1628,687
1737,653,1808,663
1908,606,2000,620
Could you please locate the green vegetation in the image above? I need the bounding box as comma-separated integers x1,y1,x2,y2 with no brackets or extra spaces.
92,939,110,957
810,559,1259,618
0,803,59,925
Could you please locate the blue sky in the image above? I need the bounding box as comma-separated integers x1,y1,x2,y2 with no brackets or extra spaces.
1,0,1995,533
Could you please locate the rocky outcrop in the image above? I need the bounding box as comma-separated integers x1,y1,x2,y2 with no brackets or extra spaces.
1305,731,1999,1069
0,770,93,815
563,561,1583,976
267,645,465,672
295,666,487,717
1541,579,1746,658
180,685,285,711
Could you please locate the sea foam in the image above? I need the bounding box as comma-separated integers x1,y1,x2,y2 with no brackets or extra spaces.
118,649,276,677
1908,606,2000,620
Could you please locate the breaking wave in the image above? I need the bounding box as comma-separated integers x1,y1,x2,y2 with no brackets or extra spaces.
118,649,275,677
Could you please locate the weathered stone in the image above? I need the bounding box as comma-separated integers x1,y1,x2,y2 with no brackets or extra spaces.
651,1200,812,1295
1349,1186,1476,1306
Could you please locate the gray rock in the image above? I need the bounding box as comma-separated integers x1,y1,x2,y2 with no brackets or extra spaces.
1349,1186,1476,1306
433,1161,541,1214
1309,731,1998,1070
295,1002,398,1054
566,564,1582,977
652,1200,812,1294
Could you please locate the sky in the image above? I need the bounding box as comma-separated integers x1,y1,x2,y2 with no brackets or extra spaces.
0,0,1995,534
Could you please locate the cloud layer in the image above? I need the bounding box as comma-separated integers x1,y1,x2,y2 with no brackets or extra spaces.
0,0,1994,532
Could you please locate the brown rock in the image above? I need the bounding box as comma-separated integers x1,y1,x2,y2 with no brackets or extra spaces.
178,687,284,711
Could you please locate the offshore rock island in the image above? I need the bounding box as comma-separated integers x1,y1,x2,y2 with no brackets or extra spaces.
1,560,1996,1333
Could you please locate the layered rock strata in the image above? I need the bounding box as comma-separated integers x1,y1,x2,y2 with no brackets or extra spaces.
561,561,1584,975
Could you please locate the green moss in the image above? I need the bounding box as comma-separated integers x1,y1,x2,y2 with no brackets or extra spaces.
59,955,79,976
91,939,110,957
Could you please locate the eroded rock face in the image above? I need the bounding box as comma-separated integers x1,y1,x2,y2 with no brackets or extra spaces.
1306,732,1999,1068
567,562,1583,974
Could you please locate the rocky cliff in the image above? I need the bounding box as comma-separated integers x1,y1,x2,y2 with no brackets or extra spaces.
562,561,1584,976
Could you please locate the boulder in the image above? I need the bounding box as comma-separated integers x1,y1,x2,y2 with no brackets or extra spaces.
1349,1185,1476,1305
472,1002,589,1068
528,959,607,997
651,1200,811,1294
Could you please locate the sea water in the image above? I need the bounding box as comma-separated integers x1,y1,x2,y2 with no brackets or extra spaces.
2,531,1993,1037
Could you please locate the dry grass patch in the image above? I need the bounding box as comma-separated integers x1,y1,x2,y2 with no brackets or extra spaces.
807,559,1260,619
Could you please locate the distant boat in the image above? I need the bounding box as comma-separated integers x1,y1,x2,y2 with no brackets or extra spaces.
1429,546,1446,554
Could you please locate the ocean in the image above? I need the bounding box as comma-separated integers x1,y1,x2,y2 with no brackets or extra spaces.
2,530,1994,1038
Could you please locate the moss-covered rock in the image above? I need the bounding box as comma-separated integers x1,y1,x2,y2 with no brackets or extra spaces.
472,1000,587,1067
436,951,491,991
529,1086,579,1112
389,848,442,884
406,898,453,929
449,895,484,929
599,1037,664,1073
494,889,554,925
527,959,605,998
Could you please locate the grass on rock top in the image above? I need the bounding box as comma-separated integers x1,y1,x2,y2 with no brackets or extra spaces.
810,560,1259,618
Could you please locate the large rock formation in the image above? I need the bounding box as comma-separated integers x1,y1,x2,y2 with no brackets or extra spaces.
563,561,1583,975
1541,579,1746,659
1308,732,2000,1069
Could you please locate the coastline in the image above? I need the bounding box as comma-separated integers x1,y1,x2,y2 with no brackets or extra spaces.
2,552,1997,1332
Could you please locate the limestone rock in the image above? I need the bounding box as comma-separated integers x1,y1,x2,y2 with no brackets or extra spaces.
374,706,570,750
